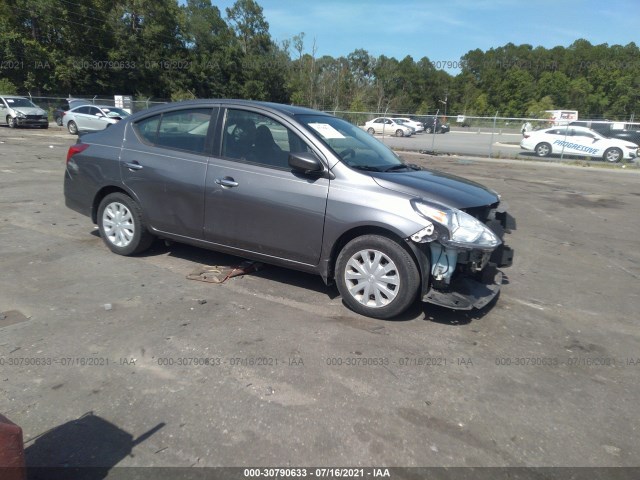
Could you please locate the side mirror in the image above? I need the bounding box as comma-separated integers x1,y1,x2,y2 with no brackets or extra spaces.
289,152,324,174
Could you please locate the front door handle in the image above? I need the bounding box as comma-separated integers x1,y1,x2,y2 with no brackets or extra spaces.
215,177,239,188
124,161,143,171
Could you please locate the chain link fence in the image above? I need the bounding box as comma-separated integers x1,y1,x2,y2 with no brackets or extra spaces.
27,95,168,118
18,95,640,160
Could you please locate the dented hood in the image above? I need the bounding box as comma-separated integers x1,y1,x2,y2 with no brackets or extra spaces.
369,169,499,209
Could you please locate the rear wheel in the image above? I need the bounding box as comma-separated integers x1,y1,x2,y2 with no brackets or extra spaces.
535,142,552,157
335,235,420,319
67,120,78,135
55,116,63,126
603,147,622,163
97,193,154,256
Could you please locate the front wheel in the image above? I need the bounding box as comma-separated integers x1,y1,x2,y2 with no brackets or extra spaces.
395,129,404,137
425,126,433,134
7,116,16,128
367,127,375,135
603,147,622,163
97,193,154,256
335,235,420,319
535,142,552,157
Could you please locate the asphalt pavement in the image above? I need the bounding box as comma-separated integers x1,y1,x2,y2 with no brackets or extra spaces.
1,125,639,473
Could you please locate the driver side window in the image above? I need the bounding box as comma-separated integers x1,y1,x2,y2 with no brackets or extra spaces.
222,109,309,168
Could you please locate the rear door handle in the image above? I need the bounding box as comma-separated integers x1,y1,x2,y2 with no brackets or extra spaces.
215,177,239,188
125,161,143,171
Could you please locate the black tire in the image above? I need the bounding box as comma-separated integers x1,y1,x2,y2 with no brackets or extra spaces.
535,142,552,157
67,121,78,135
97,193,154,256
395,129,404,137
367,127,375,135
603,147,622,163
335,234,420,319
424,126,433,134
55,116,63,126
40,124,49,129
7,116,16,128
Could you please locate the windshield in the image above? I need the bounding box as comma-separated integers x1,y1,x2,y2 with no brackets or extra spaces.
4,97,37,108
298,114,404,171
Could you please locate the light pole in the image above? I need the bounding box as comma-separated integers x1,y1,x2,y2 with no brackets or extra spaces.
439,94,448,121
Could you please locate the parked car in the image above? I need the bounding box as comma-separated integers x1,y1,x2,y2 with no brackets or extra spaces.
53,99,86,126
63,105,130,134
392,117,424,133
64,100,515,319
569,120,640,147
414,115,450,134
520,126,638,162
0,95,49,128
364,117,413,137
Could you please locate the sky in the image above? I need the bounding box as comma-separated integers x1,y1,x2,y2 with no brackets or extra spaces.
211,0,639,74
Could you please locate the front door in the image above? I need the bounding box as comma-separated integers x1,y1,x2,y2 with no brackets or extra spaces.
204,107,329,266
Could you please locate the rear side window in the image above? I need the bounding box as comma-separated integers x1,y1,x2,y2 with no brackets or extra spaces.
75,106,91,115
134,108,212,155
136,116,161,144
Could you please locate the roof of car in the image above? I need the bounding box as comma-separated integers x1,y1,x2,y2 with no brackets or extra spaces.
131,99,328,119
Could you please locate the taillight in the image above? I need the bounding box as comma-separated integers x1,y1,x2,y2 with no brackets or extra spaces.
66,143,89,164
523,134,530,139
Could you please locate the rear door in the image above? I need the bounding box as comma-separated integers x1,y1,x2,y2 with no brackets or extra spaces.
203,106,329,265
85,106,105,131
120,107,215,238
71,106,92,130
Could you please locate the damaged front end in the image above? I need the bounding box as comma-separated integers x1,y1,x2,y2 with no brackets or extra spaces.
408,199,516,310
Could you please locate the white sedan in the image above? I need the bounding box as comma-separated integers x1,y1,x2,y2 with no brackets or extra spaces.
392,117,424,133
521,126,638,162
364,117,413,137
63,105,130,134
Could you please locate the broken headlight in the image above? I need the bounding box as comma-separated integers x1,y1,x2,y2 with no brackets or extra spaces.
411,199,501,250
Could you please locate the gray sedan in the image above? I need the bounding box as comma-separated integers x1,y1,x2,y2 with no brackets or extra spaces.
63,105,130,134
64,100,515,319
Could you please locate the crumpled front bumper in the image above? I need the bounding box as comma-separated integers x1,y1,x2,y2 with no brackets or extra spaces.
410,209,516,310
15,117,48,127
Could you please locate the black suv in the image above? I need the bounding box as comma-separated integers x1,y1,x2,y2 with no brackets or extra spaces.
569,120,640,146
